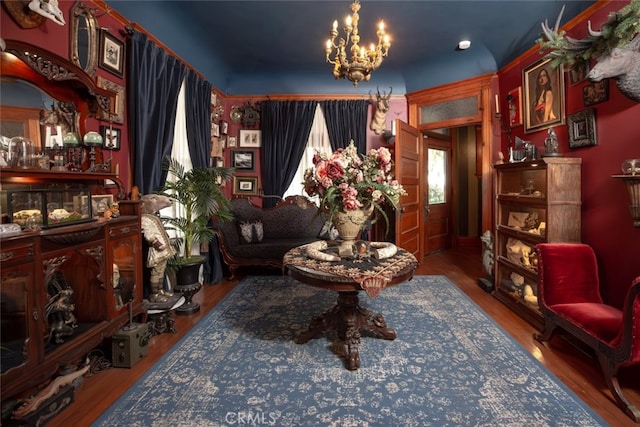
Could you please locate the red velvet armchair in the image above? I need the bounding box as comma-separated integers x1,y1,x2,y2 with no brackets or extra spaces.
535,243,640,422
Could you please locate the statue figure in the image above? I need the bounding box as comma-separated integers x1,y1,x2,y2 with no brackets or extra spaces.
140,194,180,306
544,127,560,156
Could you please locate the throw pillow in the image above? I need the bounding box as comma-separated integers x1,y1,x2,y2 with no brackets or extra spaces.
239,220,264,244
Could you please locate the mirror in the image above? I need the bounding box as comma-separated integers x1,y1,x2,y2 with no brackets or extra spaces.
70,1,98,77
0,78,54,149
1,40,113,131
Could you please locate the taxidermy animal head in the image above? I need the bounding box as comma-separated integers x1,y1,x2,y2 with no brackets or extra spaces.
28,0,65,26
370,86,392,135
586,34,640,102
540,5,640,103
141,194,173,215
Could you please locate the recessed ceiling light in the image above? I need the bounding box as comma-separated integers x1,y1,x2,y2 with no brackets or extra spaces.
458,40,471,50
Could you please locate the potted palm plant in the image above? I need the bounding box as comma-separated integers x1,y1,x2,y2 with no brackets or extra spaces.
158,157,234,314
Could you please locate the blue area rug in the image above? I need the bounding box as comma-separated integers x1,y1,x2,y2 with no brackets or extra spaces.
94,275,605,426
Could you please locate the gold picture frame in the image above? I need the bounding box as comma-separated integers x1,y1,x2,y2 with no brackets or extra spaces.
523,58,565,134
97,76,124,124
233,176,259,196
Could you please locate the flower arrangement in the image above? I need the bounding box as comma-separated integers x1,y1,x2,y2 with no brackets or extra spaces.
303,141,406,230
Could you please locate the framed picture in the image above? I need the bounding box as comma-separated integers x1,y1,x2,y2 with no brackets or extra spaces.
210,137,224,158
507,87,523,127
100,125,121,150
567,108,597,149
233,176,259,196
91,194,114,216
212,122,220,138
231,150,255,170
228,136,237,147
97,77,124,124
568,61,589,86
583,79,609,107
523,58,565,134
98,30,124,78
220,120,229,135
239,129,261,148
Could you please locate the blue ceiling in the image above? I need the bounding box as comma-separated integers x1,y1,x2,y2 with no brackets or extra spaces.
105,1,595,95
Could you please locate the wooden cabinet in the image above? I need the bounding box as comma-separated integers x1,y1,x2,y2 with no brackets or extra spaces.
493,157,581,328
0,171,144,406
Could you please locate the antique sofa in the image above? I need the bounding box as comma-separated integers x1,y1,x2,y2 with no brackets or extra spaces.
214,195,328,278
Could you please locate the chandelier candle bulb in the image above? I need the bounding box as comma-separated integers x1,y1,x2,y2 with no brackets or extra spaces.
495,94,500,114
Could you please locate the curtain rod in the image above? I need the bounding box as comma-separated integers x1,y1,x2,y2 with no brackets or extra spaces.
93,0,205,81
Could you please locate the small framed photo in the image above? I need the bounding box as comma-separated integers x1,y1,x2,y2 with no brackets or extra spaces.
91,194,114,216
100,125,121,150
98,30,124,78
567,108,597,149
231,150,255,170
210,137,224,158
228,136,237,147
568,61,589,86
583,79,609,107
212,122,220,138
507,86,522,127
220,120,229,135
97,76,124,124
239,129,261,148
523,58,565,134
233,176,259,196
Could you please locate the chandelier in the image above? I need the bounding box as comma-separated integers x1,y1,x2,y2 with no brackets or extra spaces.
324,0,391,86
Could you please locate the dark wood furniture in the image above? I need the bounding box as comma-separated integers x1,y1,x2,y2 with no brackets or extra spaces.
283,245,416,370
535,243,640,422
493,157,581,329
0,170,144,422
214,196,327,278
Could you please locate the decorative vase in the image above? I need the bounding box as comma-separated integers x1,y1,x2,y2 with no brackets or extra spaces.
332,205,374,257
174,256,204,315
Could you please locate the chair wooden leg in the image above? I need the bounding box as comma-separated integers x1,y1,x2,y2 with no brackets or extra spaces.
533,318,557,343
597,353,640,422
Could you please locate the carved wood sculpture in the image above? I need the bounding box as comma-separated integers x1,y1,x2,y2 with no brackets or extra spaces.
11,360,90,419
369,86,392,135
540,5,640,102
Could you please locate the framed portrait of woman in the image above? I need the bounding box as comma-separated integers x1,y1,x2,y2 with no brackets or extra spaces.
523,58,565,134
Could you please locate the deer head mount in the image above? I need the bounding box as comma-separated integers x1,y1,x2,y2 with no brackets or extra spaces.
369,86,392,135
539,3,640,102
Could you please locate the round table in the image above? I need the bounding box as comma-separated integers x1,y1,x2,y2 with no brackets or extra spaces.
283,243,417,370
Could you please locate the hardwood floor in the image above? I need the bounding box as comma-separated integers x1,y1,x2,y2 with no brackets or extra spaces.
49,247,639,426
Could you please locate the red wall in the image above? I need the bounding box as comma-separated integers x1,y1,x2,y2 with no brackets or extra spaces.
4,1,637,306
496,2,640,307
1,0,132,193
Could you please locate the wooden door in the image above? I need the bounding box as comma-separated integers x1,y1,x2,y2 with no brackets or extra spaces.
424,131,454,254
393,119,422,259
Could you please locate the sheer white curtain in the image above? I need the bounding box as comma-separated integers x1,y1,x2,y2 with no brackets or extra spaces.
282,104,332,201
160,79,194,253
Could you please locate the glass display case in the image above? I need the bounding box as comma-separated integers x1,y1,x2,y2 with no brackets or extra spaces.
5,186,93,228
493,157,581,328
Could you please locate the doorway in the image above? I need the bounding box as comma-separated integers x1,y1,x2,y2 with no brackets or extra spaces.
424,131,453,254
423,125,481,255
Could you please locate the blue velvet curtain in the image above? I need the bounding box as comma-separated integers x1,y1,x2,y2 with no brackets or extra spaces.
127,31,187,194
260,100,318,208
184,70,212,169
320,100,370,154
183,71,224,284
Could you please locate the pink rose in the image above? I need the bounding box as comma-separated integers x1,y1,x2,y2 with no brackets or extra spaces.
325,161,344,181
